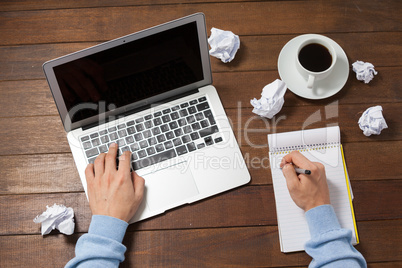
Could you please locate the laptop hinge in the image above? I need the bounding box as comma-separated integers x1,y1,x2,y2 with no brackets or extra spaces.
82,88,199,131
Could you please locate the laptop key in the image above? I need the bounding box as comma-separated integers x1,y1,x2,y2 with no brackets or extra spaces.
100,135,109,144
143,130,152,138
118,129,127,138
117,139,125,147
127,120,135,126
99,145,108,153
90,133,99,139
187,142,197,152
195,112,204,121
81,136,90,142
157,134,166,143
176,145,188,156
169,121,178,129
152,127,161,135
162,115,171,123
178,118,187,127
132,149,176,170
137,150,147,158
200,119,209,128
144,121,153,129
180,102,189,108
160,124,169,132
164,141,173,149
117,123,126,129
108,126,117,132
198,96,207,102
165,131,174,140
204,136,214,146
83,141,92,150
173,138,182,146
135,124,144,132
190,132,199,140
155,144,164,152
146,147,156,155
134,133,143,141
182,135,191,143
148,137,157,146
196,102,209,111
162,108,171,114
153,111,162,117
171,112,179,120
88,157,96,164
125,136,134,144
172,105,180,111
215,137,223,143
139,140,148,149
153,117,162,126
144,114,153,120
86,148,99,158
199,125,219,138
188,106,197,114
174,128,183,137
92,138,101,147
130,143,140,151
109,132,118,140
127,126,136,135
189,99,198,105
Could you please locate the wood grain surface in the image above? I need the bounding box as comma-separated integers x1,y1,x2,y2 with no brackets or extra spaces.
0,0,401,267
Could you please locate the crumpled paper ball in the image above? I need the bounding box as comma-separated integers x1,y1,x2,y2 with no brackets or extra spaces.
352,60,378,83
208,27,240,63
33,203,75,235
358,105,388,136
250,79,287,119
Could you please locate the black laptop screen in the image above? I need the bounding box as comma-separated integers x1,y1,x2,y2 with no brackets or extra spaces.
53,22,203,123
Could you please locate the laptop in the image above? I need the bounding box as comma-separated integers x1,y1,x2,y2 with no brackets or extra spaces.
43,13,250,223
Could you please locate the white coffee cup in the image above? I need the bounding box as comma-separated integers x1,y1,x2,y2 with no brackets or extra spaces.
296,37,337,89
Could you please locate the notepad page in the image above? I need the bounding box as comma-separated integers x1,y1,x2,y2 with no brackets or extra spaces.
268,127,357,252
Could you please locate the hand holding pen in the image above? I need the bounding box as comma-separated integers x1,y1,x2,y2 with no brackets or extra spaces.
280,151,330,211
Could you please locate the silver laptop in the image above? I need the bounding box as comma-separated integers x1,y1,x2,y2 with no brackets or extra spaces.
43,13,250,223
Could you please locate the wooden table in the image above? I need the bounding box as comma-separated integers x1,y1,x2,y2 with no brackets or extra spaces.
1,1,401,267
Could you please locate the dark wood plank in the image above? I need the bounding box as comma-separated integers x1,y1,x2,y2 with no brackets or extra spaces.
0,0,253,12
243,140,402,184
0,220,400,267
228,103,401,147
0,153,81,195
1,32,401,81
0,66,401,118
0,102,400,156
0,1,401,46
2,180,400,235
0,140,400,195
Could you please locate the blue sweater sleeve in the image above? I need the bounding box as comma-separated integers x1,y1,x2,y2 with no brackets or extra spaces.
305,205,367,268
65,215,128,268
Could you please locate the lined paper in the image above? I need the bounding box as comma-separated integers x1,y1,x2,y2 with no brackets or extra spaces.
268,127,358,253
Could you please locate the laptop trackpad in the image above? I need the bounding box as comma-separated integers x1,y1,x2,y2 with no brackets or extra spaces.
144,162,199,212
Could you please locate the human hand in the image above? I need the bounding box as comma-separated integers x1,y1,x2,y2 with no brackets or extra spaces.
85,143,145,222
280,151,330,212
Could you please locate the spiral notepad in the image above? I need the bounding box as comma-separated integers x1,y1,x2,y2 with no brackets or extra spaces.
268,126,359,253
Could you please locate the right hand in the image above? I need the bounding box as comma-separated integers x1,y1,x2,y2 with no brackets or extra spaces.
85,143,145,222
280,151,330,212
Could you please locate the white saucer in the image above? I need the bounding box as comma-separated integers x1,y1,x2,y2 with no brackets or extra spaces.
278,34,349,100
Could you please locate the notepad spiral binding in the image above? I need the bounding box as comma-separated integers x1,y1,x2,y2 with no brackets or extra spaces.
269,142,340,155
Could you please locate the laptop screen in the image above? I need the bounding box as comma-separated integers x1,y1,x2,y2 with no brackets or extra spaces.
44,14,211,131
53,22,203,124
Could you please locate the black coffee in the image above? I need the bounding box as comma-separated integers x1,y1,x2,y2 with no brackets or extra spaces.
298,43,332,72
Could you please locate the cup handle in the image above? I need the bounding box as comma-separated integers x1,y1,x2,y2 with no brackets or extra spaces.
307,75,315,88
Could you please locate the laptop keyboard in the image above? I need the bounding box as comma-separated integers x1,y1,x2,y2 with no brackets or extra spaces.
80,96,222,170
